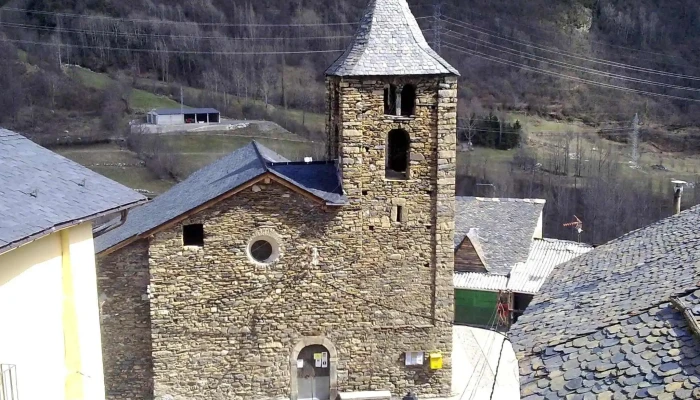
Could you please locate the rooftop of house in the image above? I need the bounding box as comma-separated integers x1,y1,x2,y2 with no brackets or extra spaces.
507,238,593,294
510,206,700,399
150,108,219,115
0,129,147,255
325,0,459,77
454,197,546,275
453,238,592,293
95,141,346,254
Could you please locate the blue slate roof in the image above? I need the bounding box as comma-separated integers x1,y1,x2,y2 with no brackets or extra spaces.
511,206,700,399
0,129,146,254
454,197,545,275
95,141,346,253
151,108,219,115
268,162,344,204
326,0,459,77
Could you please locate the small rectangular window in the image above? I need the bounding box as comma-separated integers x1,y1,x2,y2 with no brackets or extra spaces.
183,224,204,247
395,206,404,223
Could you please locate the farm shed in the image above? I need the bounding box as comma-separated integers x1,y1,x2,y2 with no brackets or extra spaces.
146,108,220,125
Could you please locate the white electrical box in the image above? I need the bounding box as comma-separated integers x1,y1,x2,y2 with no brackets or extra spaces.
405,351,424,366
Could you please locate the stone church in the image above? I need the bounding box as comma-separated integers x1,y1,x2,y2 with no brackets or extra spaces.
95,0,459,398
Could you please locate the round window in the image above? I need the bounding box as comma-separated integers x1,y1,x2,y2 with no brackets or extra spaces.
246,233,281,265
250,240,273,262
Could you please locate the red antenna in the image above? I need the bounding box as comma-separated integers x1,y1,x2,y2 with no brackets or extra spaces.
563,215,583,242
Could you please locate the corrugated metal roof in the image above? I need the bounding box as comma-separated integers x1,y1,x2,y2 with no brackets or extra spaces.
507,238,593,294
454,272,508,291
151,108,219,115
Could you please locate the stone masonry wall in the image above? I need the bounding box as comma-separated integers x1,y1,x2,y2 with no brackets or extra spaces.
97,239,154,400
99,74,458,400
146,177,451,399
328,74,457,395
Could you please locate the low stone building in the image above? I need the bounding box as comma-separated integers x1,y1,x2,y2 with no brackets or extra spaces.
96,0,460,399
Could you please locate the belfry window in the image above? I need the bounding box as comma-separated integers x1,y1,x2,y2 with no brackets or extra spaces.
401,84,416,116
386,129,410,179
384,84,397,115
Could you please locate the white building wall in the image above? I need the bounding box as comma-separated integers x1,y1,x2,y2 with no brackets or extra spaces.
66,223,106,400
0,233,65,400
155,114,184,125
0,222,106,400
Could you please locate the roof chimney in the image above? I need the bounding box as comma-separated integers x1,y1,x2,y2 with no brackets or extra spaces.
672,180,687,215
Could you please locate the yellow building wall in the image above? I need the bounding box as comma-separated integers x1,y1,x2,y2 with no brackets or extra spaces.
0,222,106,400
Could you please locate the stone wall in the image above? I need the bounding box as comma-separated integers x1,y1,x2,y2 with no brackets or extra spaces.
98,73,458,400
97,239,154,400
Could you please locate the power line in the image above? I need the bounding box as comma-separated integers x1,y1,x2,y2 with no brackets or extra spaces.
436,5,698,66
441,28,700,93
0,7,430,27
458,305,499,400
465,302,503,400
442,41,700,103
0,21,357,41
440,16,700,82
488,336,506,400
0,37,345,55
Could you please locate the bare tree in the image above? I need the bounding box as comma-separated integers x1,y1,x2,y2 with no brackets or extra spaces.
457,98,483,150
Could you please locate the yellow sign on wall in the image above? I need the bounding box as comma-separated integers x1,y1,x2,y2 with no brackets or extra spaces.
429,352,443,370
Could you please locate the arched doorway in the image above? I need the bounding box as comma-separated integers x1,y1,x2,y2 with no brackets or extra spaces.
290,337,338,400
298,344,331,400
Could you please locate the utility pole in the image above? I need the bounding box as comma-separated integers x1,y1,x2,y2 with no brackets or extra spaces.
433,2,442,53
56,15,63,67
631,113,640,166
180,86,184,115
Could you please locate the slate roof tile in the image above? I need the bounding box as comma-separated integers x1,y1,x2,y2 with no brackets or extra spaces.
0,129,146,254
454,196,545,274
95,141,346,253
515,288,700,399
512,207,700,352
326,0,458,77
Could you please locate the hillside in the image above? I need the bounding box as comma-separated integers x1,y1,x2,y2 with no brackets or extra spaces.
2,0,700,244
4,0,700,132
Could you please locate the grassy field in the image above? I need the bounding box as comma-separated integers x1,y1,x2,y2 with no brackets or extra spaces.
162,134,326,176
57,66,700,197
71,66,326,132
69,66,183,111
459,115,700,195
54,133,326,194
54,143,175,194
133,76,326,132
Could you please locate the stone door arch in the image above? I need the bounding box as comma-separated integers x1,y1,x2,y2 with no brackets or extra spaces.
290,337,338,400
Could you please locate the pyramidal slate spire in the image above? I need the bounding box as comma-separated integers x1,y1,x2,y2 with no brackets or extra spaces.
326,0,459,77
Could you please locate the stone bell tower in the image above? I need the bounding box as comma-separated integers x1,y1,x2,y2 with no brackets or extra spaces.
324,0,459,395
